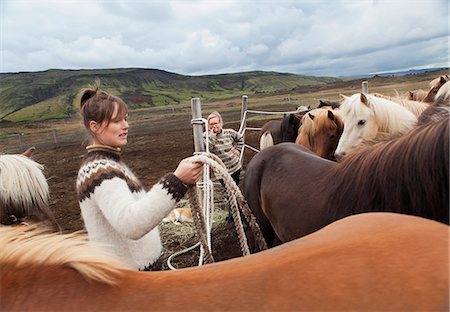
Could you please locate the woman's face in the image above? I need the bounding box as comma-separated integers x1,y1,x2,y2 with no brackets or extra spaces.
90,104,129,147
208,116,222,134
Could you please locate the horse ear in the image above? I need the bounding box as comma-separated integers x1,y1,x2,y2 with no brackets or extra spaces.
22,146,35,158
327,110,335,121
360,93,369,106
308,112,315,120
339,94,347,101
440,76,446,85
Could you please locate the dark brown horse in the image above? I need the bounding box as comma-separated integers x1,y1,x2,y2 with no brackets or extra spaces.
244,117,449,246
259,110,308,150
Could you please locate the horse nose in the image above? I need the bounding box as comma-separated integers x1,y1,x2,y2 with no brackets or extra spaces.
335,152,345,161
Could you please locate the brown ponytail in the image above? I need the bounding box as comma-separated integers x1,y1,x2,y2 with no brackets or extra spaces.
78,81,128,131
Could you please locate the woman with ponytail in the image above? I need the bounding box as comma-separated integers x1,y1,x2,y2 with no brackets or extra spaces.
76,84,202,271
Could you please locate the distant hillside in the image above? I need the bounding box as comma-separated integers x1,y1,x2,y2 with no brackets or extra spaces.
0,68,340,122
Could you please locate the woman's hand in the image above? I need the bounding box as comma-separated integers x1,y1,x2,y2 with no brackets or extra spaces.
173,156,203,186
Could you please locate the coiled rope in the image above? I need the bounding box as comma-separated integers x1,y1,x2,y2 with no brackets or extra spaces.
167,152,268,270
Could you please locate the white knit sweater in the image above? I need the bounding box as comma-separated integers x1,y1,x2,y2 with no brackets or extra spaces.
76,146,186,270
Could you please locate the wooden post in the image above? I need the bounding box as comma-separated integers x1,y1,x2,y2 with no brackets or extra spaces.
191,98,205,152
52,129,57,143
239,95,248,134
362,81,369,94
240,95,248,123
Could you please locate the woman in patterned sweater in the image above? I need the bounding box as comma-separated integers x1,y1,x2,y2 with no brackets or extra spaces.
76,85,202,271
204,111,244,185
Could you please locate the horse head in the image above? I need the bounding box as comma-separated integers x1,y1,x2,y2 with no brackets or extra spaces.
296,108,343,160
423,75,450,103
0,152,57,227
335,93,378,158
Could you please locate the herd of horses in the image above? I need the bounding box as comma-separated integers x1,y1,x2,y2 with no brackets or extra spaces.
1,76,449,311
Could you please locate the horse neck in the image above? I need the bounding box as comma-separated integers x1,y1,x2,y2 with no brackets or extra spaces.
326,119,449,223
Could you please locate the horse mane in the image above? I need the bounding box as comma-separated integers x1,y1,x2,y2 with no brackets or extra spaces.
0,224,128,284
372,92,428,117
342,93,417,134
295,111,315,149
0,155,56,226
325,117,449,223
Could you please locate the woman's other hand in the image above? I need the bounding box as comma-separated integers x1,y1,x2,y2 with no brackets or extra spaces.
173,156,203,186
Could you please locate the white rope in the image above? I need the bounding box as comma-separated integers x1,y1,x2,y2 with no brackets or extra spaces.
166,152,268,270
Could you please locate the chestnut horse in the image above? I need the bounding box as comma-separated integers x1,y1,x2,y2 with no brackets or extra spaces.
244,117,449,246
418,81,450,124
295,107,343,161
1,213,448,311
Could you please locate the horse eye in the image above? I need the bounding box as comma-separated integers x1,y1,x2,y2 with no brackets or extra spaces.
357,120,366,126
330,134,336,139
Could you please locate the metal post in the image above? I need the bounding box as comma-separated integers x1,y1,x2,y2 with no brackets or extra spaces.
240,95,248,125
191,98,205,153
362,81,369,94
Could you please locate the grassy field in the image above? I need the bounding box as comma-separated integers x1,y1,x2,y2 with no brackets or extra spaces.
0,68,447,154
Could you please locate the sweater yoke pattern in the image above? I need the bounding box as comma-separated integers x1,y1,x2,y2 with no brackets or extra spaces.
77,152,144,202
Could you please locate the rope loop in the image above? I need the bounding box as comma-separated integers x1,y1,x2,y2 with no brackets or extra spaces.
167,152,268,270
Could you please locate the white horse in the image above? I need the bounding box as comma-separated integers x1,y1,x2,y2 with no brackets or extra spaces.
0,154,56,226
335,93,417,158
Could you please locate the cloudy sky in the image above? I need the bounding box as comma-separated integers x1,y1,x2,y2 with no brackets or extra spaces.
0,0,448,77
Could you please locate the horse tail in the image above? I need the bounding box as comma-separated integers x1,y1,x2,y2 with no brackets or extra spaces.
259,132,274,150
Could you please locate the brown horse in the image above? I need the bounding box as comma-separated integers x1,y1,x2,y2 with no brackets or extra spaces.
244,117,449,246
295,107,343,161
422,74,449,103
1,213,448,311
418,80,450,124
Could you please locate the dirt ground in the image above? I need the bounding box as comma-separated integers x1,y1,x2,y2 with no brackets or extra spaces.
31,109,264,270
10,73,441,270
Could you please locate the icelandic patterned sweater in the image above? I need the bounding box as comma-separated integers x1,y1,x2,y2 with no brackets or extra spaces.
204,128,244,175
76,145,187,270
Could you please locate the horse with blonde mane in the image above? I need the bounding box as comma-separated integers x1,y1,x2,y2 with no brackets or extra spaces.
0,153,56,226
295,107,343,161
335,92,417,158
422,74,450,103
1,213,448,311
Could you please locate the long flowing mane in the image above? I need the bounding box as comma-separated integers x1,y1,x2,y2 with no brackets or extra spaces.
0,224,128,284
372,92,429,117
0,155,55,225
326,117,449,223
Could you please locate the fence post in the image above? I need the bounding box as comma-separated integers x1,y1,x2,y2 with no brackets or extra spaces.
52,129,57,143
362,81,369,94
240,95,248,126
191,98,205,153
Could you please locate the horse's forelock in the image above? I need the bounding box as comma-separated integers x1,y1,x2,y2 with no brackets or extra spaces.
0,155,52,224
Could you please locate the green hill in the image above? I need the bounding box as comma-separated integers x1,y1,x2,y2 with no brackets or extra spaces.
0,68,340,122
